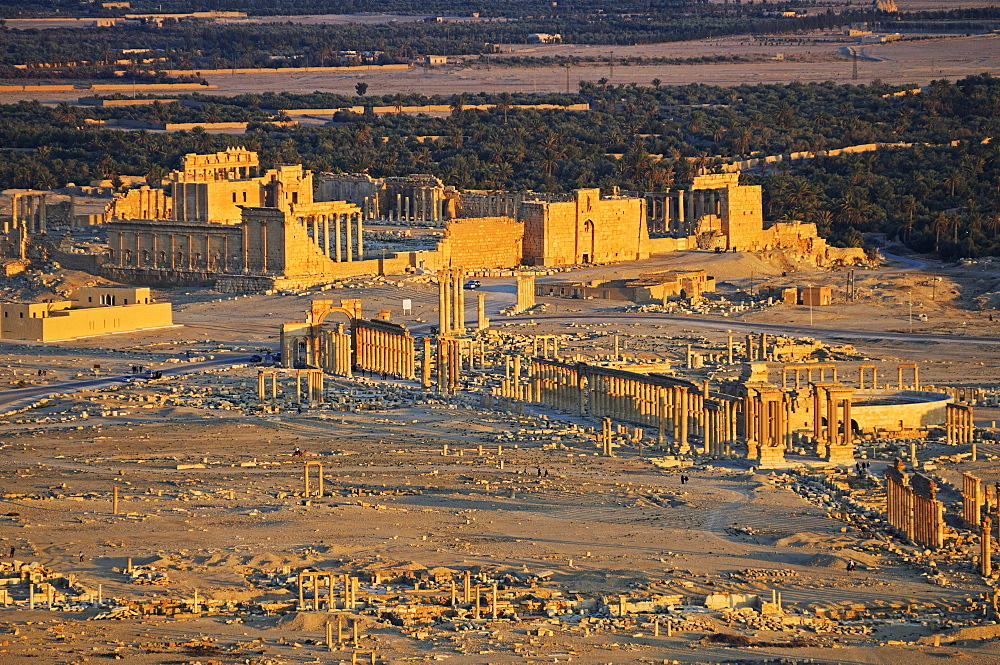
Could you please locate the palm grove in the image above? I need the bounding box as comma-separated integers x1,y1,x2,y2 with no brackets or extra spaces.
2,75,1000,258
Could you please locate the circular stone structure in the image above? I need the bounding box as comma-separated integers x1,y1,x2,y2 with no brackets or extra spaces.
850,389,952,431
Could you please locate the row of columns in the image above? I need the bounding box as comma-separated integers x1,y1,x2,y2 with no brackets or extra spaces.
643,188,725,236
744,387,790,467
946,403,974,445
297,572,359,611
304,461,324,498
438,268,466,336
885,459,945,549
436,337,460,394
9,192,48,234
386,188,441,222
303,212,363,263
963,472,983,529
321,325,354,377
353,325,416,379
529,360,722,454
812,384,854,464
705,398,739,457
514,273,536,314
257,369,323,404
781,364,837,389
532,336,560,359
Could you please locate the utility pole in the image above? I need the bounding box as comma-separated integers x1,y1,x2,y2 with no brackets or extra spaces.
609,50,614,82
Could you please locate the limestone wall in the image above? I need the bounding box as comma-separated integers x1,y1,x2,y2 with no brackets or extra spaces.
436,217,523,269
647,235,694,255
851,390,953,431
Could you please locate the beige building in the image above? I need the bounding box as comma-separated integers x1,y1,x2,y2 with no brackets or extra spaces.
521,189,649,266
0,286,172,341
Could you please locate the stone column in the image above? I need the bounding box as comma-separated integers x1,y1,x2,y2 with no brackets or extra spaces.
678,389,689,452
346,213,353,262
356,214,364,260
438,271,451,336
335,214,343,262
477,292,488,330
983,515,993,577
422,337,432,388
453,270,466,334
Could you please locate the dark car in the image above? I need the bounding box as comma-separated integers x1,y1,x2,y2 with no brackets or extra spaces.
463,280,482,290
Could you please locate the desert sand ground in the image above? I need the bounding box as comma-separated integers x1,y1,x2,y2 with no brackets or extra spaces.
2,249,1000,663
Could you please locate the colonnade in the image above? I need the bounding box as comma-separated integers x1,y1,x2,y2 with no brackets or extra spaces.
704,397,739,457
531,335,560,359
858,364,878,389
300,211,364,262
643,188,724,236
910,473,945,550
385,186,442,222
529,359,716,453
963,472,982,528
437,337,461,394
353,321,416,379
297,572,360,611
257,369,278,402
781,363,837,389
744,386,790,467
885,459,944,549
946,403,974,445
319,325,354,376
295,369,324,404
438,268,466,336
9,192,48,233
812,384,854,465
498,355,526,401
514,273,536,314
256,368,323,404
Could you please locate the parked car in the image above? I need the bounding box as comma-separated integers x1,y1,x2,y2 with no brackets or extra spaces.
463,280,482,290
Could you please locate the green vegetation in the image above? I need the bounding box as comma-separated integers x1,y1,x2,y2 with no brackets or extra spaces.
1,75,999,256
0,5,905,73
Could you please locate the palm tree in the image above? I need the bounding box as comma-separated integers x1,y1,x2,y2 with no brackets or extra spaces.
901,195,917,242
986,213,1000,241
932,212,949,251
449,94,466,120
943,172,964,198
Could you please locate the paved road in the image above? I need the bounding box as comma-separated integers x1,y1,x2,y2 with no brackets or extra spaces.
0,355,255,414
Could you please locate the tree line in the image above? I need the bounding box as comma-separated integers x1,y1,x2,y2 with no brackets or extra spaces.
1,75,999,256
